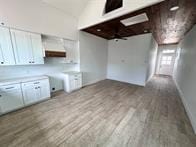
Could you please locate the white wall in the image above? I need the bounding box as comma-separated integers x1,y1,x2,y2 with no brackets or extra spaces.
107,33,156,86
173,25,196,133
146,37,158,81
79,32,108,86
0,0,78,40
78,0,163,29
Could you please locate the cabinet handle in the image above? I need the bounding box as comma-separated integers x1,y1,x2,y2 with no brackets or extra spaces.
32,61,35,63
0,95,2,97
34,82,40,84
5,87,15,90
29,61,32,63
1,62,4,64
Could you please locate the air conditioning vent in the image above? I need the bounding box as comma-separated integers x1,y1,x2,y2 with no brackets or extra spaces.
120,13,149,26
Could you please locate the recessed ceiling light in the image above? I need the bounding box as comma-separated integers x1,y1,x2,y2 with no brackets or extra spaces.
97,29,101,32
170,6,179,11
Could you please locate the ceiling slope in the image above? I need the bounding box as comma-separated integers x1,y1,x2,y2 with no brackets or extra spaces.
82,0,196,45
42,0,89,18
78,0,163,29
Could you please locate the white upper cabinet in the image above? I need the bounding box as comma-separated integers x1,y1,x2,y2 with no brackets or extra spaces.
10,29,44,65
0,27,16,65
30,33,44,64
64,40,79,64
11,29,32,65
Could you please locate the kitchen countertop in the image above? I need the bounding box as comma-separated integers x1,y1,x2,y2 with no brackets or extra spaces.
0,75,49,86
63,71,82,75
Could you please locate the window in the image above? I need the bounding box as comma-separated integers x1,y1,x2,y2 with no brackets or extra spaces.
105,0,123,14
162,49,175,54
161,56,172,65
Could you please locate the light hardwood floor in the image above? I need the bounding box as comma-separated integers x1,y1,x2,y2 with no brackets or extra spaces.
0,76,196,147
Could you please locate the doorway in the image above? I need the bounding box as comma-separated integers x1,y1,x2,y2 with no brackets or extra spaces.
156,45,177,76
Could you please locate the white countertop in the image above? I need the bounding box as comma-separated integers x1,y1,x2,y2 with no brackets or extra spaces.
63,71,82,75
0,75,49,86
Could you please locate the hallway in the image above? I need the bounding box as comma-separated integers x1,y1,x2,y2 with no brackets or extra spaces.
0,76,196,147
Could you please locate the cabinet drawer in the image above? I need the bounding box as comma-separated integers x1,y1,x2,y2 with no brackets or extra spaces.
21,79,47,86
0,84,21,92
70,74,82,79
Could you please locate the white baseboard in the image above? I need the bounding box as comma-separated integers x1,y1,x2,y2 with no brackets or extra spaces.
173,78,196,134
83,78,106,87
106,78,146,87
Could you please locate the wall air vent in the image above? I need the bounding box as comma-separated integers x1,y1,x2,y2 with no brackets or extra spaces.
120,13,149,26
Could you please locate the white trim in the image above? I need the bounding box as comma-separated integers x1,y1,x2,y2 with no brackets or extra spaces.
173,78,196,134
45,49,65,52
83,78,106,87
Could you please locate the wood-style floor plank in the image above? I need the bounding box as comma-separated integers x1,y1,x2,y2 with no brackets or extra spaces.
0,76,196,147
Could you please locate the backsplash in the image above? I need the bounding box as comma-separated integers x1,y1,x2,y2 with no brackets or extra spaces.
0,58,80,92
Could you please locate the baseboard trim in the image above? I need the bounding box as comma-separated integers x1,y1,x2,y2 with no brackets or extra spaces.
106,78,146,87
173,78,196,134
83,78,106,87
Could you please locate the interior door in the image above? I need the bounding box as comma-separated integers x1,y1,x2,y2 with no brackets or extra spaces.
0,27,16,65
158,50,176,76
30,33,44,64
0,84,24,113
11,29,33,65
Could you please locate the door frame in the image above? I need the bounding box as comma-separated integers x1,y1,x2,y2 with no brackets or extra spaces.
155,45,177,76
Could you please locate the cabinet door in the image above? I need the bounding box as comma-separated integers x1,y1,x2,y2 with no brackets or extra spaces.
22,82,39,105
70,79,76,92
30,33,44,64
0,27,15,65
0,84,24,113
22,79,50,105
64,40,78,64
69,75,76,91
38,79,50,100
76,77,82,89
11,29,33,65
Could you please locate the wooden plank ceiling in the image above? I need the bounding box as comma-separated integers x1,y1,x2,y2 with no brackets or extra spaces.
82,0,196,45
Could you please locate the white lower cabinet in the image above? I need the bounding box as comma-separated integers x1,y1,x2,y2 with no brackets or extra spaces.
0,84,24,113
22,79,50,105
64,72,82,93
22,82,40,105
0,76,51,115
